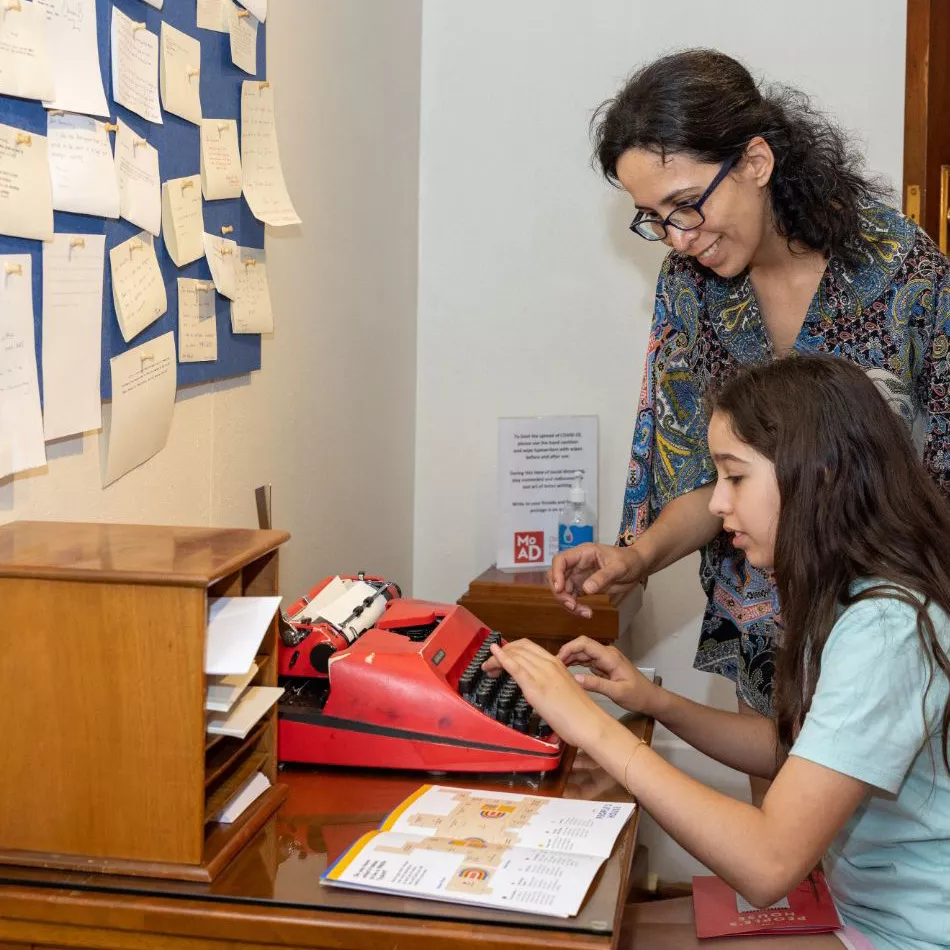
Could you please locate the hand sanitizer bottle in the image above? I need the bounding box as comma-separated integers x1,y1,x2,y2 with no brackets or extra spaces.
558,471,595,551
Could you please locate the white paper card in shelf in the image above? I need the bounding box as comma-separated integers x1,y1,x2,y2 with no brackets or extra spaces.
205,595,281,674
206,685,283,738
205,660,259,713
213,770,270,824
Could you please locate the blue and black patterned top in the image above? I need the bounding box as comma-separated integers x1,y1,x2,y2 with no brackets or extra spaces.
619,201,950,714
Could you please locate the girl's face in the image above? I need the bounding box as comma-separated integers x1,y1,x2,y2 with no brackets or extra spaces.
707,411,781,568
615,141,774,278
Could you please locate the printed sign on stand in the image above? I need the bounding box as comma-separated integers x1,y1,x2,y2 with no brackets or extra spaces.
496,416,598,570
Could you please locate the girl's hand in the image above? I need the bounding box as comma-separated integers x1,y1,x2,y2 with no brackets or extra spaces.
487,639,614,749
557,636,659,717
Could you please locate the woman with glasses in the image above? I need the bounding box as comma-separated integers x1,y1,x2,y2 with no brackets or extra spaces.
550,49,950,789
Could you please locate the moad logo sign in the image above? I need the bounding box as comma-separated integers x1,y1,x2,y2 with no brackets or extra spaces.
514,531,544,563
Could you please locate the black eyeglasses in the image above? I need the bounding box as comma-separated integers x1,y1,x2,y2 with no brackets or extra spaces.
629,153,741,241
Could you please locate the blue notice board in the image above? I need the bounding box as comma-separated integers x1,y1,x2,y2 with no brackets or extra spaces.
0,0,265,400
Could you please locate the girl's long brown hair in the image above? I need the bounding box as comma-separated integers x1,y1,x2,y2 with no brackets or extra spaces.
710,356,950,771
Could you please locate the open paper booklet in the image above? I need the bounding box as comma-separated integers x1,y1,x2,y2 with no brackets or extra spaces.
322,784,635,918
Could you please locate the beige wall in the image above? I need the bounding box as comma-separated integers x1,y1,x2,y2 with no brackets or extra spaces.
1,0,422,604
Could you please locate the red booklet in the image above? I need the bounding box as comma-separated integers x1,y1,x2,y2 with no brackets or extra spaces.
692,873,841,938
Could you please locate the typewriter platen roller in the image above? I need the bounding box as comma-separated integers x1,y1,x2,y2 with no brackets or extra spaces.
278,597,564,773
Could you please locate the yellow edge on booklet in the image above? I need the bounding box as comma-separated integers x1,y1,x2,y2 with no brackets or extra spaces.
325,831,379,880
378,783,432,831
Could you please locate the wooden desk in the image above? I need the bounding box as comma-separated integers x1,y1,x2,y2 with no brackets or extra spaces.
0,712,653,950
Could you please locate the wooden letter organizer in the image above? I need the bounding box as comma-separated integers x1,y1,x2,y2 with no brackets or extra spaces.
0,521,290,882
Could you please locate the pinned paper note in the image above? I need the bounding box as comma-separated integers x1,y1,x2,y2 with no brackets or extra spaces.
104,331,176,487
42,234,105,441
37,0,107,117
0,122,54,241
110,231,167,343
0,0,56,101
231,247,273,334
115,118,161,236
177,278,217,363
47,113,120,218
241,82,301,227
111,7,162,124
160,21,201,126
203,231,237,299
0,255,46,479
197,0,229,33
37,0,109,117
227,1,258,76
200,119,242,200
236,0,266,21
161,175,205,267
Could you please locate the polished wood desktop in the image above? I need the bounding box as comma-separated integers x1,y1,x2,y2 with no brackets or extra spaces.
0,709,653,950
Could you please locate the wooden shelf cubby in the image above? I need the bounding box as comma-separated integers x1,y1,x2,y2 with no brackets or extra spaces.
0,521,291,883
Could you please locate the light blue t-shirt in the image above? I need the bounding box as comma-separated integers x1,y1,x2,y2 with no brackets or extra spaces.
791,580,950,950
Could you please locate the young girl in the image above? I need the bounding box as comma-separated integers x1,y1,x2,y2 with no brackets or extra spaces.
489,357,950,950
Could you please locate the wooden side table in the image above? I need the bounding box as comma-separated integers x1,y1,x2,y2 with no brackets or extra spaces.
458,566,643,655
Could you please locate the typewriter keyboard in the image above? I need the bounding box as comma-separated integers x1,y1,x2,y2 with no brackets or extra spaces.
456,632,552,739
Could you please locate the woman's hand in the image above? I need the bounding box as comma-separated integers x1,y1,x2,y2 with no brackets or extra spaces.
557,636,659,717
487,639,615,749
548,543,646,618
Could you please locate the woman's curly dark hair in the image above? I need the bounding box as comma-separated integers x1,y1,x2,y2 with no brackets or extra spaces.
592,49,890,267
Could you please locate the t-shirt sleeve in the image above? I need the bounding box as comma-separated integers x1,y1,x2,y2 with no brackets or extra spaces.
791,594,940,794
617,256,716,546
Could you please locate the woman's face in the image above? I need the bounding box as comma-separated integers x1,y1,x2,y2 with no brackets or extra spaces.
707,410,780,568
615,141,773,278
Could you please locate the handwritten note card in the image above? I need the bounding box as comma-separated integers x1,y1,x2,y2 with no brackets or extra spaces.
36,0,109,117
200,119,242,200
231,247,272,334
115,118,160,236
241,82,301,227
203,232,237,299
228,1,258,76
111,6,162,125
104,331,176,487
0,122,54,241
48,113,119,218
0,0,56,102
160,21,201,126
197,0,228,33
41,234,105,441
177,278,217,363
0,255,46,479
110,231,167,343
161,175,204,267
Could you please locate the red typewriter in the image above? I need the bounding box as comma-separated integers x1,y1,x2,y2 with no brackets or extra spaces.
277,576,563,773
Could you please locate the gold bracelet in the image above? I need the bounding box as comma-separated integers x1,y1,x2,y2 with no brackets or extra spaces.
621,740,648,795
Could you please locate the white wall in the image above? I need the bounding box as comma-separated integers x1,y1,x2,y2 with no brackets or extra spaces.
1,0,422,604
415,0,906,880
